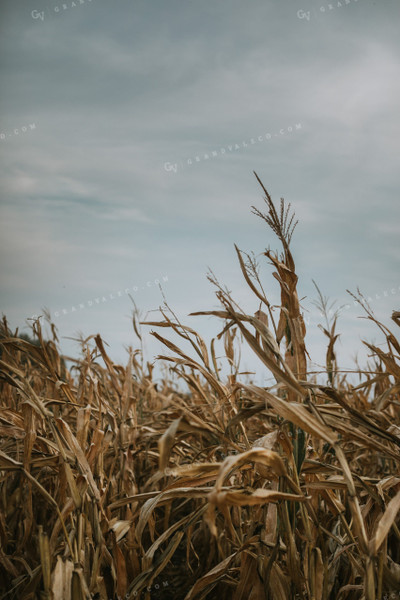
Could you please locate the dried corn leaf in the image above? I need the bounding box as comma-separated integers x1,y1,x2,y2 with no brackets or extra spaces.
370,489,400,555
51,556,74,600
158,416,182,471
184,553,237,600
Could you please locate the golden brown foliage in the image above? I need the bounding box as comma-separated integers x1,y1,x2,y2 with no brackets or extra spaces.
1,175,400,600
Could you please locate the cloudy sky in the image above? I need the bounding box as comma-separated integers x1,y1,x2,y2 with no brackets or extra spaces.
0,0,399,383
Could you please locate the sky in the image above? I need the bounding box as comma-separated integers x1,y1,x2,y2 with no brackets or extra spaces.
0,0,399,385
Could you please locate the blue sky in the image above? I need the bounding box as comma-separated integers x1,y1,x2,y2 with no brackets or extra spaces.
0,0,399,383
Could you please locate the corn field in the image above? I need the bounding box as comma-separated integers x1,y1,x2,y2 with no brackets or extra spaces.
1,175,400,600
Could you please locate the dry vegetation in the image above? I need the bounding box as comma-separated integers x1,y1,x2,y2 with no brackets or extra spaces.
1,174,400,600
